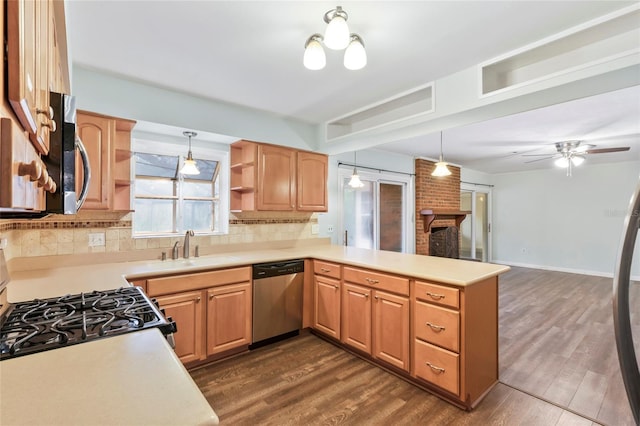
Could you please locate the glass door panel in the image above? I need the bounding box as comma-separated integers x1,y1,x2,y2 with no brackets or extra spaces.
460,191,473,259
460,189,491,262
343,178,374,249
379,182,404,252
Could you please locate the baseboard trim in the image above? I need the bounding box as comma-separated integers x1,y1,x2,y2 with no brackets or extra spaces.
492,259,640,282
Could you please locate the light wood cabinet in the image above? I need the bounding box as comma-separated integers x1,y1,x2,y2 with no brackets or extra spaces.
76,110,135,211
341,283,372,353
6,0,66,156
313,274,341,339
145,266,252,366
229,140,328,212
341,266,410,372
207,282,252,356
373,290,410,371
155,291,205,365
411,277,498,408
296,151,328,212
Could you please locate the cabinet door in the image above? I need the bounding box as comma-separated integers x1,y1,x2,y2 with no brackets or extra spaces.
257,144,295,210
373,290,409,371
313,275,341,339
297,151,328,211
33,0,50,154
76,112,114,210
155,291,205,365
341,283,372,354
6,0,39,148
207,282,252,356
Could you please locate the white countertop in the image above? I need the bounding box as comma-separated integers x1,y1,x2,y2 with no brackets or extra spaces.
0,329,219,426
7,245,510,302
1,244,509,425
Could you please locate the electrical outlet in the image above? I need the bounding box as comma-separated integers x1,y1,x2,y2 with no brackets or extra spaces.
89,232,105,247
327,225,334,233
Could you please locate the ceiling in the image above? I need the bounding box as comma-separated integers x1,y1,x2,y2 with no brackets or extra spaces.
66,1,640,174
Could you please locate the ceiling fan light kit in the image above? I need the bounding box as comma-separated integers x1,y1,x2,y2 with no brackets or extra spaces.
525,140,630,177
304,6,367,70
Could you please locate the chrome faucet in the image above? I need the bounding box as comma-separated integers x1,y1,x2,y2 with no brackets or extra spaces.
183,230,194,258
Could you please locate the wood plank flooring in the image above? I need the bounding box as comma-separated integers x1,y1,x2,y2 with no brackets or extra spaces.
498,267,639,426
190,266,638,425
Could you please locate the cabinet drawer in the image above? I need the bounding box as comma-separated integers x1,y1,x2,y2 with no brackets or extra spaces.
415,301,459,352
414,340,459,396
415,281,460,309
343,267,409,296
147,267,251,297
314,260,341,279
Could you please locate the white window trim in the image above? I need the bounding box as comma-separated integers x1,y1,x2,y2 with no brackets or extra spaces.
131,136,230,238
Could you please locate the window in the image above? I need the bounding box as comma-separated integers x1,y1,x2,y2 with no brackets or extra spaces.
132,140,229,237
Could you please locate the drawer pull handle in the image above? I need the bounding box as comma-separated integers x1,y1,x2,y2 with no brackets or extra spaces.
320,268,331,273
365,278,380,284
426,322,445,332
426,362,445,374
426,292,445,300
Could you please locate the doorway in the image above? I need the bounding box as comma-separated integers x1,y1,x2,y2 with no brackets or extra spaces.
460,185,492,262
339,167,414,253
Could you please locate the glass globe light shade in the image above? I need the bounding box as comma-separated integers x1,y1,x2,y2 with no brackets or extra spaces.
303,37,326,70
571,155,585,166
344,36,367,70
324,14,350,50
555,156,570,168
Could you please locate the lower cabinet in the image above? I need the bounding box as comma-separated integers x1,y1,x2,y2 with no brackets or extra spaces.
341,267,410,372
313,274,341,339
207,282,252,356
145,266,252,366
156,291,204,365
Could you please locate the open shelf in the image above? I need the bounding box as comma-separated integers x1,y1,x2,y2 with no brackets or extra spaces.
420,209,471,233
481,6,640,95
326,83,434,141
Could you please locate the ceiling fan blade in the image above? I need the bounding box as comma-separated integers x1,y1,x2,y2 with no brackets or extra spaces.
524,155,557,164
585,147,631,154
522,153,557,157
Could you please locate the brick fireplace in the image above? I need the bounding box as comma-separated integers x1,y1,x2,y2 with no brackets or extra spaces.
414,158,468,258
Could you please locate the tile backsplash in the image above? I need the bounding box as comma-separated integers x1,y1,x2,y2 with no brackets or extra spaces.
0,210,319,263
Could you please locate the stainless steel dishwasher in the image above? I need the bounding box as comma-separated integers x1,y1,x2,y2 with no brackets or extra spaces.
251,259,304,347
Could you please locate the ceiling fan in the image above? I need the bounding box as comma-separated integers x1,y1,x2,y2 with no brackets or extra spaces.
524,140,630,176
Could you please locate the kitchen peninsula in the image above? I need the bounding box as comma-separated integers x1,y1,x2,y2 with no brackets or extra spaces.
2,243,509,424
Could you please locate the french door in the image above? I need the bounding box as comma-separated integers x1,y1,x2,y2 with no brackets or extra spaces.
459,185,492,262
339,167,414,253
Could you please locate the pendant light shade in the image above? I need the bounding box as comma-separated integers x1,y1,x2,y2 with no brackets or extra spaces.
431,132,452,177
180,131,200,175
324,7,350,50
344,34,367,70
303,34,326,70
348,151,365,188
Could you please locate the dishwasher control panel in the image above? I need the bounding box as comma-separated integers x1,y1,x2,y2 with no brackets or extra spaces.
252,260,305,279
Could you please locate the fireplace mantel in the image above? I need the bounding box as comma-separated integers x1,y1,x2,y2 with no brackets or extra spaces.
419,209,471,233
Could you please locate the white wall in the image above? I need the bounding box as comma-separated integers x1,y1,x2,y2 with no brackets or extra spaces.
491,161,640,278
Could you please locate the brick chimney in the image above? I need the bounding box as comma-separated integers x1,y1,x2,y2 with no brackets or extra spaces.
414,158,461,256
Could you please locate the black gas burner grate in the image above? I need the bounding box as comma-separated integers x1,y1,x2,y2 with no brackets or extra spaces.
0,287,176,360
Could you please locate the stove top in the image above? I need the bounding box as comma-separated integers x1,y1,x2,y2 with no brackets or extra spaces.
0,287,176,360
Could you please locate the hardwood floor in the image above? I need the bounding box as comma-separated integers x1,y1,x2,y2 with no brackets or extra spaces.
499,267,639,426
190,267,638,425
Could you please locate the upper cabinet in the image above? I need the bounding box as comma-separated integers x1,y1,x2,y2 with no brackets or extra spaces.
230,140,328,212
6,0,69,156
76,110,136,212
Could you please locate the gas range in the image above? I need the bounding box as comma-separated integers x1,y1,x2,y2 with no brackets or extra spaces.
0,286,177,361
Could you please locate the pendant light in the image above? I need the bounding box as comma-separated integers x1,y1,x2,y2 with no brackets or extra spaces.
323,6,350,50
432,132,452,177
344,34,367,70
180,131,200,175
348,151,364,188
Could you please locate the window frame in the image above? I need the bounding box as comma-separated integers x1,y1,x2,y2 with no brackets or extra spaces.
132,136,229,238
